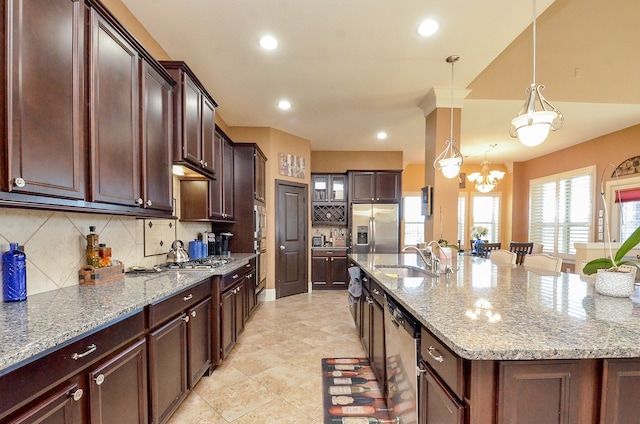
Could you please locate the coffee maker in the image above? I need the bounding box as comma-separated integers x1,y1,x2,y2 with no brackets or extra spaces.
219,232,233,256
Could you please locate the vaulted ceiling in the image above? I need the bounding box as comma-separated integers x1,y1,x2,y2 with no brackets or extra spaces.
122,0,640,165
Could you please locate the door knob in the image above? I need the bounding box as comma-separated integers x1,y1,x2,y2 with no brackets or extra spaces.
280,245,285,250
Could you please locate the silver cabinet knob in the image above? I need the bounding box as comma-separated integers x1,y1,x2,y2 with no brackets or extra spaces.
190,311,196,318
182,315,190,323
280,245,285,250
145,200,152,207
13,177,26,188
95,374,105,386
70,388,83,401
135,198,143,205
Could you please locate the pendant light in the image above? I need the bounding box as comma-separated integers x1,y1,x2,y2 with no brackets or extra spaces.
509,0,563,147
467,144,505,193
434,55,463,179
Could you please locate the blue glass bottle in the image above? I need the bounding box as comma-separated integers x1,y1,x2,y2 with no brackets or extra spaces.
3,243,27,302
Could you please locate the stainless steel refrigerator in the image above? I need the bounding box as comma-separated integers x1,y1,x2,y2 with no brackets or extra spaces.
351,203,400,253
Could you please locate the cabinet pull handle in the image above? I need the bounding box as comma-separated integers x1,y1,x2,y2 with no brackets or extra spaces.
95,374,105,386
72,344,97,360
246,263,251,268
182,315,190,323
325,258,328,262
183,294,193,301
135,198,143,205
362,277,368,282
145,200,152,207
13,177,26,188
417,364,427,374
232,274,239,279
428,346,445,363
372,288,380,295
70,388,84,402
191,311,197,318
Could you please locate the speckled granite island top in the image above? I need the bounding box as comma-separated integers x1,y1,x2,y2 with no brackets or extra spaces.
350,253,640,361
0,253,256,376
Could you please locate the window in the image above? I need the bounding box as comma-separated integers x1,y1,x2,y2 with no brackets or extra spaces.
403,196,424,245
606,174,640,242
471,194,500,243
458,194,467,249
529,166,594,256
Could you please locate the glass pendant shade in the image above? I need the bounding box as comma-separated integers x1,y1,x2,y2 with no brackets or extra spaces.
439,157,462,179
467,158,505,193
511,110,558,146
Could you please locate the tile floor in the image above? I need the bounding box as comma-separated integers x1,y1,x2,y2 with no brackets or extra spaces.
167,290,366,424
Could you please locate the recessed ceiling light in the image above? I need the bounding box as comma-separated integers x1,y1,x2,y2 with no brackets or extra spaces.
377,132,388,140
418,19,439,37
259,35,278,50
278,100,291,110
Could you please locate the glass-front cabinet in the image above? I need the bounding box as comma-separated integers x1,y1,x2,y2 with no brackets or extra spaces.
313,174,346,202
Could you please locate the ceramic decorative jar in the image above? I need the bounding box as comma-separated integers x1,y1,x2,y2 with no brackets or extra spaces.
595,269,635,297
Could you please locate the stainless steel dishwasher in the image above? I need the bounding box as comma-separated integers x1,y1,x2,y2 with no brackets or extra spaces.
384,294,420,424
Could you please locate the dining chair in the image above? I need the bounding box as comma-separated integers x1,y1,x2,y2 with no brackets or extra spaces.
477,242,501,258
489,249,517,265
509,242,534,265
523,254,563,273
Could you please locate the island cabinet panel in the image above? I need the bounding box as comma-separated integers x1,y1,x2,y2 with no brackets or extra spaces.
497,359,598,424
3,0,86,199
6,380,84,424
420,366,464,424
89,8,141,207
601,358,640,424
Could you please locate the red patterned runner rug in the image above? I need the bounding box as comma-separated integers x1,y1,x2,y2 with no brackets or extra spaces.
321,358,395,424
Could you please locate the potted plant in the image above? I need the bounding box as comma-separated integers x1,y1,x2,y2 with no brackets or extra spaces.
583,225,640,297
470,225,488,253
437,238,459,269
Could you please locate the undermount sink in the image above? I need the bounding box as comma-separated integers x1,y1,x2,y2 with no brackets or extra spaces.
374,264,431,278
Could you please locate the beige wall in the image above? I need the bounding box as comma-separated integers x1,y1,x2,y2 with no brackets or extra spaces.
511,124,640,242
310,151,403,173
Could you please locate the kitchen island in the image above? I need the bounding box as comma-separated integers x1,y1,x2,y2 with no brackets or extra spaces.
350,253,640,424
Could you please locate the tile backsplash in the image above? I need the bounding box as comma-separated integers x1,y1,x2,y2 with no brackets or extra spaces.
0,209,209,296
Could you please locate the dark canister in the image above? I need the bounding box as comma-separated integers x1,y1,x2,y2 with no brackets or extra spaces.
3,243,27,302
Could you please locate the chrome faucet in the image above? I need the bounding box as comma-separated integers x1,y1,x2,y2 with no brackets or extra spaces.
401,245,431,269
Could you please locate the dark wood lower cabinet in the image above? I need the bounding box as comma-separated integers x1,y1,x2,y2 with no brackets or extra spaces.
7,381,84,424
419,364,464,424
88,339,148,424
148,315,188,424
601,358,640,424
220,279,245,361
187,298,212,388
311,248,348,289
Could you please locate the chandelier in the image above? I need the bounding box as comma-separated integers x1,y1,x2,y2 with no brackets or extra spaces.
434,55,463,179
467,145,505,193
509,0,564,147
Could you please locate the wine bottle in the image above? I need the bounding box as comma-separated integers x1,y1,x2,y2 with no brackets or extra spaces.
331,377,370,385
328,385,382,395
327,364,365,371
329,418,396,424
331,395,376,406
326,370,376,379
325,358,369,365
328,405,391,416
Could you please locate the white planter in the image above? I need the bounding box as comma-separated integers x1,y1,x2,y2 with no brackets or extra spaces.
595,269,635,297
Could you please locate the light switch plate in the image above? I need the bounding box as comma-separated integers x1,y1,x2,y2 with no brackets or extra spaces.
144,219,177,257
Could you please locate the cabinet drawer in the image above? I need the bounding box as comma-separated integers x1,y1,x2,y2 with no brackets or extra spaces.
0,311,144,419
312,249,347,258
221,268,246,291
370,279,385,306
421,327,465,400
148,279,212,328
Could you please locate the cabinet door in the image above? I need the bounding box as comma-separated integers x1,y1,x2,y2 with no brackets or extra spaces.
220,288,236,360
201,96,216,175
375,171,401,202
601,358,640,424
179,179,209,220
187,298,212,388
330,256,348,287
5,0,85,199
88,339,147,424
7,381,84,424
148,315,188,424
181,74,202,168
234,281,245,336
254,150,266,203
420,365,464,424
313,175,329,201
209,131,224,219
222,138,235,220
312,256,329,287
245,270,257,316
89,9,140,207
360,288,372,356
350,172,376,202
370,299,386,386
141,61,174,212
330,174,347,201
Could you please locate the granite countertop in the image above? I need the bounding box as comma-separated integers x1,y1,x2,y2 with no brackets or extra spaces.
0,253,256,376
350,253,640,361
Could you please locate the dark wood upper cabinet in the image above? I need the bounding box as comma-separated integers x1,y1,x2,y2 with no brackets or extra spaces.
88,8,141,207
254,148,266,203
349,171,401,203
2,0,86,199
141,61,175,213
161,61,218,179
